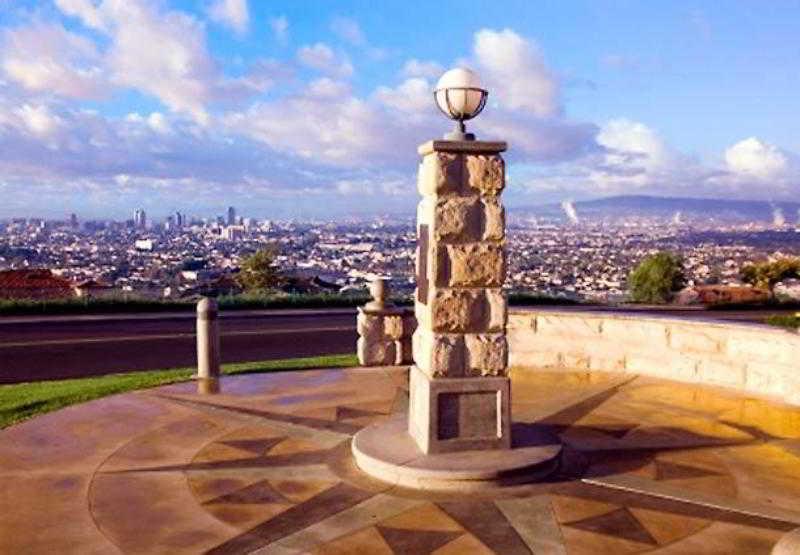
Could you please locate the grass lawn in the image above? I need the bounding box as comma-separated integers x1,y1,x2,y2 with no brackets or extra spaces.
764,314,800,330
0,353,357,429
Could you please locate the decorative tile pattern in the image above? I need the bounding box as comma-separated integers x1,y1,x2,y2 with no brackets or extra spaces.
1,366,800,553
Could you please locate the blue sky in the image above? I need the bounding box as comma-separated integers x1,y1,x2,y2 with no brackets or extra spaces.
0,0,798,220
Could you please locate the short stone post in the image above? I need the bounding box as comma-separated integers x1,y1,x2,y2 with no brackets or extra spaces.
196,297,220,394
772,528,800,554
409,139,510,454
357,278,412,366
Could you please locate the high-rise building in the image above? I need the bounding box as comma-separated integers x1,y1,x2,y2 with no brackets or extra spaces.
174,211,184,228
133,209,147,229
227,206,236,226
69,213,78,229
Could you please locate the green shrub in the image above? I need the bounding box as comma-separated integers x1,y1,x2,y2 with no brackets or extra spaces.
628,252,686,304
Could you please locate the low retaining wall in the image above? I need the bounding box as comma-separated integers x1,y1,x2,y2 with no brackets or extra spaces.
508,309,800,405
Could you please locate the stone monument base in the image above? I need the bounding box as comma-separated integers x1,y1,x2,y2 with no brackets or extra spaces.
351,414,562,491
408,365,511,454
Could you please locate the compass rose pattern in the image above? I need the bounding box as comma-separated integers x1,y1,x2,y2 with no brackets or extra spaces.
2,366,800,553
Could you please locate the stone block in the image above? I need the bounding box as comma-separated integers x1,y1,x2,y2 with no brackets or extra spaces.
401,311,417,338
482,198,505,241
418,152,462,196
357,311,384,341
590,356,626,372
413,329,465,377
561,352,590,370
744,361,788,398
408,365,511,454
434,197,481,243
668,325,722,354
415,298,431,329
508,348,561,368
506,327,538,353
397,337,413,365
465,154,504,196
535,314,602,337
431,289,486,333
486,288,507,332
357,337,397,367
696,358,746,388
626,354,697,381
726,333,800,366
446,243,505,287
465,334,508,376
384,314,404,340
602,319,668,348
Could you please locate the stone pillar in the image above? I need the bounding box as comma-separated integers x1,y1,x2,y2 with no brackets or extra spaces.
357,279,414,366
196,297,220,394
409,139,509,454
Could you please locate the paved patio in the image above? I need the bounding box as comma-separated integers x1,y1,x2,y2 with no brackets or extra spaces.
2,366,800,554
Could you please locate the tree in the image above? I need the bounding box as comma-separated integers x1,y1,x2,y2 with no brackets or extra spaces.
741,257,800,295
628,251,686,304
236,247,283,292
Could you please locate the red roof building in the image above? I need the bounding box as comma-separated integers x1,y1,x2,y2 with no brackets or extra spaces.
0,269,76,300
676,285,769,306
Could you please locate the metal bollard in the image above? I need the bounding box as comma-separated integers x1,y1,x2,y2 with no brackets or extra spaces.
196,297,220,394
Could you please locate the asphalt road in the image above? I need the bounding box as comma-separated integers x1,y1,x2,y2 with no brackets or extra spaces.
0,309,358,384
0,306,796,384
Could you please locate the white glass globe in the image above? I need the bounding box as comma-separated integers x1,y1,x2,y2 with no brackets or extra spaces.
434,68,486,119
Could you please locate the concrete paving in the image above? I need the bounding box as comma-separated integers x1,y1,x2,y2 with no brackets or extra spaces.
2,366,800,553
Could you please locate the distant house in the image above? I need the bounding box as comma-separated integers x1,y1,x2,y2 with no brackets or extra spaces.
281,273,341,294
675,285,769,306
72,279,116,299
0,269,75,300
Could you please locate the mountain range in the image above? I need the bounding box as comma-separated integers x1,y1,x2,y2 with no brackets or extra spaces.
513,195,800,224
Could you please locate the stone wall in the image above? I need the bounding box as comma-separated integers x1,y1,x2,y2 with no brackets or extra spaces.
508,309,800,405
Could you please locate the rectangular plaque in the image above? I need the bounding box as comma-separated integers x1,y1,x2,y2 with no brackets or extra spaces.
417,224,429,305
437,391,499,440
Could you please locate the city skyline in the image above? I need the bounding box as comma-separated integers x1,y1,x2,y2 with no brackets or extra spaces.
0,1,799,219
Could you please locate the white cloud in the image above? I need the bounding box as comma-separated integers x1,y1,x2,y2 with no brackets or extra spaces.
269,16,289,45
724,137,788,179
374,78,432,115
307,78,351,99
208,0,249,36
330,16,365,46
597,118,669,170
473,28,560,118
402,59,444,80
51,0,275,123
15,104,62,136
223,93,393,166
1,22,105,98
104,2,216,123
54,0,106,31
479,112,598,162
146,112,171,134
297,43,353,78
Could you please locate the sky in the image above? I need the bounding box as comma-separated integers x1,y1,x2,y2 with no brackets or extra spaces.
0,0,798,220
